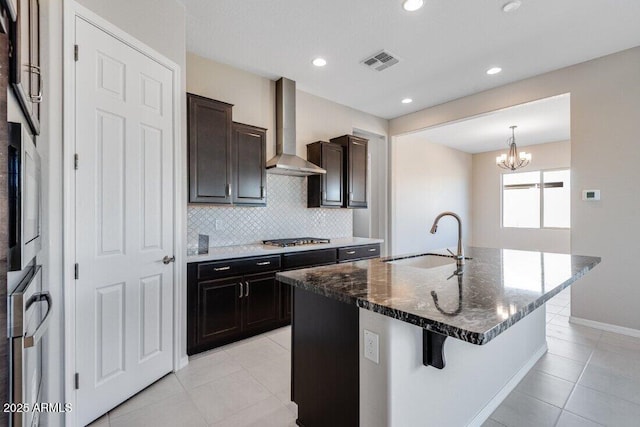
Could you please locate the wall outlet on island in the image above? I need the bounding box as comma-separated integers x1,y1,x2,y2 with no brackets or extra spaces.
364,329,379,364
215,219,223,230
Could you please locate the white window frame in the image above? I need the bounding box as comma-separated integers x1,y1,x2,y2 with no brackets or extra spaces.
501,168,571,230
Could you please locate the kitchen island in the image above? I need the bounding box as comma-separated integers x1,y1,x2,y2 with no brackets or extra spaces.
276,247,600,427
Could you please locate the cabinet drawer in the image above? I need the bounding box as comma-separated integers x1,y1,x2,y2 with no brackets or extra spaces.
197,255,281,280
282,249,337,271
338,244,380,262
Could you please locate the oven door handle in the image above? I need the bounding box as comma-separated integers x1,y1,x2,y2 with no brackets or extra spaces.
24,292,52,348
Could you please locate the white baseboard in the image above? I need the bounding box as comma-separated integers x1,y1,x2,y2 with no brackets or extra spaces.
177,355,189,371
570,316,640,338
468,344,548,427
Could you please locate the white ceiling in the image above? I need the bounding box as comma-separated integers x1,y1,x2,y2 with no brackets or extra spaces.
400,93,570,153
182,0,640,120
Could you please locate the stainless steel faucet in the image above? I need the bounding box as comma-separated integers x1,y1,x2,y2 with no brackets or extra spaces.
430,211,464,269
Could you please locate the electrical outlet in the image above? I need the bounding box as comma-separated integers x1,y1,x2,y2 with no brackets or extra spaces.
363,329,379,364
215,219,223,230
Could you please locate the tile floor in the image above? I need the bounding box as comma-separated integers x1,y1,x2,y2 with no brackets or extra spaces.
88,327,296,427
486,288,640,427
89,288,640,427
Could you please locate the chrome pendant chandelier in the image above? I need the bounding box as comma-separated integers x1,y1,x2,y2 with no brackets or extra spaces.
496,125,531,171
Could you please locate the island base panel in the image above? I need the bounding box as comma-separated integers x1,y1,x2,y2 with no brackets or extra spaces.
359,307,547,427
292,288,359,427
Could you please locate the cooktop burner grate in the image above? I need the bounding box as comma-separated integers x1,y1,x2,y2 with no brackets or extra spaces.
262,237,330,247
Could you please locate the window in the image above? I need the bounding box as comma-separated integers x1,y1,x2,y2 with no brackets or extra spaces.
502,169,570,229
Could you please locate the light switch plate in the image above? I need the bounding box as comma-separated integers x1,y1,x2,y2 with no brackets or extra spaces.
364,329,379,364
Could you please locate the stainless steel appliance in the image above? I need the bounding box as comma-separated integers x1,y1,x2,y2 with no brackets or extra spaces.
265,78,327,176
262,237,330,247
9,265,52,427
8,122,42,271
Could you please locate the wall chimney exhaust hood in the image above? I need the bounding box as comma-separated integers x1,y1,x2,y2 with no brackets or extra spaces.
266,78,326,177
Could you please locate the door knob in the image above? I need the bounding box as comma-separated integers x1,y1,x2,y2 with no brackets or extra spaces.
162,256,175,265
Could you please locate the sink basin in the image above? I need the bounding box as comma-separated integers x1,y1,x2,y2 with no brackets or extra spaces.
386,254,457,269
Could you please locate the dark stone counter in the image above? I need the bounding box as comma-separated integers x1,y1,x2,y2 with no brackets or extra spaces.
277,247,600,345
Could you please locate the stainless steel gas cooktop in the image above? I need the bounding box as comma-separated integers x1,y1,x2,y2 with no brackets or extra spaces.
262,237,330,247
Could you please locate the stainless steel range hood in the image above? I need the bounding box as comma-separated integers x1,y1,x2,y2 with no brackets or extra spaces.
266,78,326,177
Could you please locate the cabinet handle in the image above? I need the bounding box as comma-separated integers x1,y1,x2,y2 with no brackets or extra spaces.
226,183,231,197
346,250,356,255
245,281,250,297
214,266,231,271
260,186,265,198
28,64,43,103
368,248,377,252
239,282,243,298
256,261,271,266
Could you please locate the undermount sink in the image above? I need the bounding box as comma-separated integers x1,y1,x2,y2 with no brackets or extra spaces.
385,254,458,270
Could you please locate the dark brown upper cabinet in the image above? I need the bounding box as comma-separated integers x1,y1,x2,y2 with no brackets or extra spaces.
307,141,344,208
9,0,40,135
330,135,368,209
188,94,233,204
232,122,266,206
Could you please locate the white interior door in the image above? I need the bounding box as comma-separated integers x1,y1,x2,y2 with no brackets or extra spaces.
74,17,175,425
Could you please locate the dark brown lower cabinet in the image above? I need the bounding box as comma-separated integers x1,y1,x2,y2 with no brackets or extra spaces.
280,283,292,322
278,248,339,324
196,276,243,346
187,266,280,355
244,272,279,331
187,244,379,355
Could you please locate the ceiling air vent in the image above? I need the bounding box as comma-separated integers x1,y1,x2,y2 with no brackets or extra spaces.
362,50,400,71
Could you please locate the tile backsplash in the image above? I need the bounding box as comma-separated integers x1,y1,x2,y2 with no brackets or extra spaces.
187,174,353,249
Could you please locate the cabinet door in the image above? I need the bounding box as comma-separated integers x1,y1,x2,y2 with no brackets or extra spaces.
307,141,343,208
321,143,344,207
188,94,233,203
243,272,279,332
347,137,368,208
195,276,243,349
232,122,266,206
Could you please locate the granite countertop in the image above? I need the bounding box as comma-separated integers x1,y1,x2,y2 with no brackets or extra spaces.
276,247,600,345
186,237,384,263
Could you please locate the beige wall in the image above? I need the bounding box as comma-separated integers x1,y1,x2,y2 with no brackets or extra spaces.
390,46,640,332
472,140,571,253
186,52,389,160
391,135,472,255
76,0,185,67
186,52,390,250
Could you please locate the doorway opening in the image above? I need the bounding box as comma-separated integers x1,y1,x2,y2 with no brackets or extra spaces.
353,129,388,255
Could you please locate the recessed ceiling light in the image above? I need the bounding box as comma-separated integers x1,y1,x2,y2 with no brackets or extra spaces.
402,0,424,12
486,67,502,75
401,98,413,104
312,57,327,67
502,1,522,13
